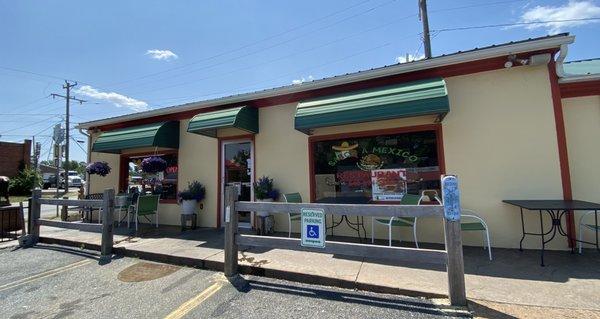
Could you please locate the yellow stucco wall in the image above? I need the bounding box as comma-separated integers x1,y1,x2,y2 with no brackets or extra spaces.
443,65,564,250
563,95,600,246
89,64,570,250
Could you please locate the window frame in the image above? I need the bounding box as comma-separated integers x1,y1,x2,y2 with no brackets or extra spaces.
119,150,180,204
307,124,446,203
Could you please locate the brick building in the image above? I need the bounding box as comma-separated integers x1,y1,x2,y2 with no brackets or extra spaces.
0,140,31,178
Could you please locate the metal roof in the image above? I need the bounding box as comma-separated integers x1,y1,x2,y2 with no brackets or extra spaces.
78,33,574,130
563,58,600,75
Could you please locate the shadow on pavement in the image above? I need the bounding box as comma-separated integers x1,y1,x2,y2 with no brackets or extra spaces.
30,244,123,265
237,277,471,317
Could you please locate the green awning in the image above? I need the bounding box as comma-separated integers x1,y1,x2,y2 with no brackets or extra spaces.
92,121,180,153
294,78,449,133
187,106,258,137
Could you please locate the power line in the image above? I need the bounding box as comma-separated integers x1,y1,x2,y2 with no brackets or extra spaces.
114,0,531,96
71,136,87,155
33,121,62,137
0,115,61,135
0,113,63,116
114,0,401,93
432,17,600,33
102,0,376,89
0,95,50,110
147,40,397,106
132,12,417,97
0,66,76,83
429,0,527,14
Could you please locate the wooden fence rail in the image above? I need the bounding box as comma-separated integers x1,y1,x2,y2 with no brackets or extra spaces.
24,188,115,257
224,175,467,306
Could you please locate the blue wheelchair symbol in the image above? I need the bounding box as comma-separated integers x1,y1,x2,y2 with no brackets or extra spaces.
306,225,319,239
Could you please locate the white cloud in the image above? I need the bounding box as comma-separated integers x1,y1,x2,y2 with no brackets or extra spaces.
291,75,314,85
76,85,149,112
519,1,600,34
395,54,425,64
145,49,178,61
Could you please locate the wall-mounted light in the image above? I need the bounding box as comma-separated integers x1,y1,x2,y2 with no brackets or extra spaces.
505,53,552,69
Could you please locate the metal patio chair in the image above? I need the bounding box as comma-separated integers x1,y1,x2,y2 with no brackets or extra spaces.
578,211,600,253
114,194,131,226
460,209,493,261
128,194,160,232
371,193,424,248
283,192,302,237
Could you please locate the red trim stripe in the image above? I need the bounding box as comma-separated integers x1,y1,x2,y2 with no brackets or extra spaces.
559,80,600,99
548,61,575,247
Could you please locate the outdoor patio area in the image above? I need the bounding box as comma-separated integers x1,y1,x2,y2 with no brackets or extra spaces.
34,223,600,312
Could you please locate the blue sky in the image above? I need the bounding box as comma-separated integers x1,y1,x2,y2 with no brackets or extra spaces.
1,0,599,162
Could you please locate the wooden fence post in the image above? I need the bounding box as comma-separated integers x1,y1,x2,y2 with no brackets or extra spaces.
29,188,42,245
224,186,238,277
100,188,114,257
61,196,69,221
442,175,467,307
27,197,32,235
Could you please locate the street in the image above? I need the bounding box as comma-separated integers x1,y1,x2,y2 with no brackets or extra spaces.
0,245,467,318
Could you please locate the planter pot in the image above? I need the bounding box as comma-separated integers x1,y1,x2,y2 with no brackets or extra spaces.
180,200,198,215
256,198,273,217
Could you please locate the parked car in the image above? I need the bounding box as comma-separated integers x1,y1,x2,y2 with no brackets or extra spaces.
59,171,84,189
42,174,57,189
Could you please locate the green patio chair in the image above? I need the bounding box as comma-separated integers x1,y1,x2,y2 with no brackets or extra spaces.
128,194,160,232
371,193,427,248
283,193,302,237
114,194,131,226
461,209,492,261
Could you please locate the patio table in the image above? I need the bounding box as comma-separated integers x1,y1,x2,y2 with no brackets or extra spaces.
503,199,600,266
315,196,369,242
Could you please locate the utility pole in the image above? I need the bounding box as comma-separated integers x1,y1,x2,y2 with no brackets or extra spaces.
52,81,85,194
418,0,432,59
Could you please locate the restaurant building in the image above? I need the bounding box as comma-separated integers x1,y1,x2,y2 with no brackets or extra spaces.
78,33,600,250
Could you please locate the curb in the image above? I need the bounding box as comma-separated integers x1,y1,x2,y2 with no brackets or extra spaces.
39,236,448,300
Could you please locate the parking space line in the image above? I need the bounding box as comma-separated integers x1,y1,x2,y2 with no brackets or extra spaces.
164,281,225,319
0,259,93,292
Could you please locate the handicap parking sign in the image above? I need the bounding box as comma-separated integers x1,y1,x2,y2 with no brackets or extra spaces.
301,208,325,248
307,225,319,239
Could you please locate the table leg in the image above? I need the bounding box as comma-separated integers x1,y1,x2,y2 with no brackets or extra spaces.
360,216,366,242
519,208,526,251
539,211,546,266
594,210,600,251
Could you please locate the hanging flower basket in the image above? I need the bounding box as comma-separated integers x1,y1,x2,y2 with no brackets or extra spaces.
141,156,167,173
85,161,111,177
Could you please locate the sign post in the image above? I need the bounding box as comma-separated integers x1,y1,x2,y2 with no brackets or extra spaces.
300,208,325,248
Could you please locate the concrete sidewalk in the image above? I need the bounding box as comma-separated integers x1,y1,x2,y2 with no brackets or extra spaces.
35,224,600,313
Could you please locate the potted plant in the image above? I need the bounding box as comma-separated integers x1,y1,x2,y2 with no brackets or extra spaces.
85,161,111,177
253,176,279,217
141,156,167,174
177,181,205,215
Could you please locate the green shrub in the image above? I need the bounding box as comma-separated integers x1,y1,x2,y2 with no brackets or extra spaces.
8,168,41,196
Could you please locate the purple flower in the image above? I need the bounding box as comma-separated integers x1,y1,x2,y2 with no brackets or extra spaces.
141,156,167,173
86,161,111,177
253,176,279,200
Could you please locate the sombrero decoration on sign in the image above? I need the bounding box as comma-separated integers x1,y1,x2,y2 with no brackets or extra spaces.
329,141,359,166
332,141,358,151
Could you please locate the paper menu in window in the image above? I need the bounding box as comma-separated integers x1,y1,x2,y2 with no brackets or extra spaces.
370,168,407,201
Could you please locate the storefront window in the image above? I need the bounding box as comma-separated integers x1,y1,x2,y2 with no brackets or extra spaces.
312,130,441,203
126,153,178,200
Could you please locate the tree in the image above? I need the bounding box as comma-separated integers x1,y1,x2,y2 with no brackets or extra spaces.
62,160,86,175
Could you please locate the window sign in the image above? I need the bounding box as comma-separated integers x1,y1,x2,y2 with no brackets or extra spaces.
301,208,325,248
312,130,441,203
371,168,407,201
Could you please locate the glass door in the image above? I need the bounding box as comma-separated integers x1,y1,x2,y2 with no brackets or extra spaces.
221,140,254,228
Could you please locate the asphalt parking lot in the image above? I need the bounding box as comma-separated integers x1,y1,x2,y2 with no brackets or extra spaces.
0,244,468,318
